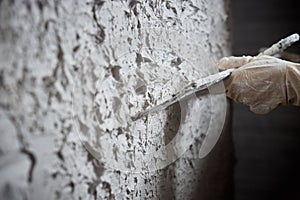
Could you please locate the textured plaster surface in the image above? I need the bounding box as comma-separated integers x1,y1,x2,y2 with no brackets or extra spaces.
0,0,232,199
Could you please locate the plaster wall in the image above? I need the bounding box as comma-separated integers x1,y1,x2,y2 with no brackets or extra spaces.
0,0,232,199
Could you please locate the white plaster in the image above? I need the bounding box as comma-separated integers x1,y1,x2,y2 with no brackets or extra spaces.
0,0,232,199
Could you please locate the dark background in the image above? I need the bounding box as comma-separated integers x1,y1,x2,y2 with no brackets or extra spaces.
231,0,300,200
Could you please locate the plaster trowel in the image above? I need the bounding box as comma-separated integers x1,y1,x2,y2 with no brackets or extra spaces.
132,33,299,120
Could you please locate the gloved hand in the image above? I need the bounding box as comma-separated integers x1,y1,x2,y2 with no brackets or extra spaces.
217,55,300,114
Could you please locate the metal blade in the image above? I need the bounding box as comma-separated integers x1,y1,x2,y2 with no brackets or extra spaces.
132,68,234,120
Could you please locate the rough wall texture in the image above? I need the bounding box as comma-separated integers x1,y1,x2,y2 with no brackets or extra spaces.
0,0,232,199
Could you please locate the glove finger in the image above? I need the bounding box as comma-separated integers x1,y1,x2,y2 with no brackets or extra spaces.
217,56,253,70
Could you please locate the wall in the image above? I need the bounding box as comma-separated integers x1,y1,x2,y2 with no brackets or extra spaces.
0,0,232,199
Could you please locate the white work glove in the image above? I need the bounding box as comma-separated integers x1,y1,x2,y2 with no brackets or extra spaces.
217,55,300,114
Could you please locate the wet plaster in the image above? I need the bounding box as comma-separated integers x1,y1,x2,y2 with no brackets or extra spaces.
0,0,232,199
